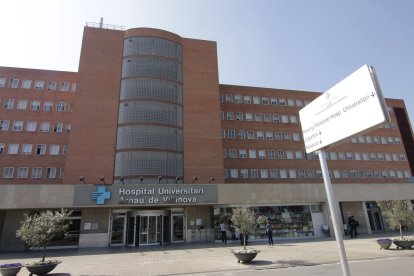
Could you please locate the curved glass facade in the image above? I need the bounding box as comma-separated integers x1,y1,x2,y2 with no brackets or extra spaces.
115,36,183,184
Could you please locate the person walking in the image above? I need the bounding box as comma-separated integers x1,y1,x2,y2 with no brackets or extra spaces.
220,221,227,243
266,220,273,246
348,216,359,238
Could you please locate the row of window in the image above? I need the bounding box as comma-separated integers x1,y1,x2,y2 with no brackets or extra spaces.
0,77,76,92
220,93,310,107
0,120,70,133
221,111,299,124
224,168,411,179
2,167,65,179
0,143,68,155
223,149,407,162
2,99,72,111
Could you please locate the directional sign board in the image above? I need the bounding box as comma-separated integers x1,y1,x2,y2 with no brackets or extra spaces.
299,65,390,153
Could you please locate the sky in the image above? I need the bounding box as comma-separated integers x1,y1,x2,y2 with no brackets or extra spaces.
1,0,414,124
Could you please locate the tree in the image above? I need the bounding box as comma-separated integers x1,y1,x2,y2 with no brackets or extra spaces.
16,209,72,263
377,200,414,239
231,207,259,250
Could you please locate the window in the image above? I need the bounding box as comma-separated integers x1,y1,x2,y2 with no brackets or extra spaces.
262,97,269,105
49,144,60,155
281,115,289,123
44,101,53,111
56,102,66,112
293,133,301,141
245,113,253,121
279,169,287,178
290,115,298,123
389,170,396,178
239,149,247,158
0,120,10,131
17,167,28,178
277,150,285,160
251,169,259,178
240,169,249,179
236,112,243,121
229,149,237,158
260,169,268,178
287,99,295,107
238,130,245,139
258,150,266,159
32,167,43,178
34,80,44,90
226,112,234,120
307,170,315,178
268,150,275,159
374,170,381,178
377,153,384,161
22,79,31,89
295,151,303,159
373,136,380,144
404,171,411,178
22,144,33,154
255,113,262,121
25,121,36,132
329,152,337,160
40,122,50,132
54,122,63,133
397,171,404,179
253,96,260,104
351,137,357,143
286,151,294,159
17,100,28,110
263,114,271,122
395,137,401,144
256,131,264,140
221,129,226,138
381,137,387,144
388,137,394,144
385,153,391,161
247,131,255,139
358,136,365,143
369,153,377,161
289,169,297,178
366,170,373,178
60,82,69,92
0,77,5,88
366,136,372,144
9,78,19,88
400,154,406,161
334,170,341,178
71,83,77,92
244,96,251,104
59,168,65,178
12,121,23,131
272,114,280,123
46,167,57,178
270,98,277,106
225,94,233,103
265,131,273,140
235,95,242,103
4,99,14,109
338,152,345,160
270,169,278,178
0,143,4,154
229,168,237,178
279,98,286,106
274,132,282,140
219,94,224,102
358,170,366,178
249,149,257,158
220,111,224,120
47,81,57,91
8,144,19,154
31,101,40,110
296,99,303,107
36,144,46,155
354,152,361,160
3,167,14,178
299,169,306,178
223,149,227,158
392,153,399,161
283,132,291,141
346,152,353,160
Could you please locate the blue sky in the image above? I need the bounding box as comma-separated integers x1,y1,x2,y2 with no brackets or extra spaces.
1,0,414,125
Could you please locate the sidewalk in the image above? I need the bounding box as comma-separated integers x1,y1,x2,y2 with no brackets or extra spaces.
1,234,414,275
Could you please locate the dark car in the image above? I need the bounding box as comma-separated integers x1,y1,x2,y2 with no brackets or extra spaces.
64,230,80,241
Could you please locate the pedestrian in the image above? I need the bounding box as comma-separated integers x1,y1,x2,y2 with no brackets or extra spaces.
266,220,274,246
348,216,359,238
220,221,227,243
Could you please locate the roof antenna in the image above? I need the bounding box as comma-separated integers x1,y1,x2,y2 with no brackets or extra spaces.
100,17,103,28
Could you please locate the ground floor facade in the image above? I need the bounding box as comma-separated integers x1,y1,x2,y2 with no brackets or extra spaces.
0,182,413,251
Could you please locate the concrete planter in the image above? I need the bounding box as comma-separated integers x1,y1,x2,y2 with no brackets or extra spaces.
233,250,260,263
393,239,414,249
376,238,392,250
0,266,22,276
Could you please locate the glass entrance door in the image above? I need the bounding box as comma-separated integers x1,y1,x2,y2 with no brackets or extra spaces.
139,215,161,245
172,214,184,242
111,215,126,245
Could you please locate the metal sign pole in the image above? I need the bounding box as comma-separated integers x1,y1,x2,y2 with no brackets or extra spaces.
318,150,351,276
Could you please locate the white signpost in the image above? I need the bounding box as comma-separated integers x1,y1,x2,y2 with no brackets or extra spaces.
299,65,390,276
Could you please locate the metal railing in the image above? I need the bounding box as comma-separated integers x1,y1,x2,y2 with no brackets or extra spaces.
86,21,125,31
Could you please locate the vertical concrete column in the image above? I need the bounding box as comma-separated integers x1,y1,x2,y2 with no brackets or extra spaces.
362,201,372,234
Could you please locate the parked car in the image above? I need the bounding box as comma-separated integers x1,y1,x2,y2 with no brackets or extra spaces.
64,230,80,241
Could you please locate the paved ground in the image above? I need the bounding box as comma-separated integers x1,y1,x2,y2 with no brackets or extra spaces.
1,234,414,275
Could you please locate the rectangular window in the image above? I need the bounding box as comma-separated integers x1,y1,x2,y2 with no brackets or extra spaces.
244,96,251,104
9,78,19,88
279,98,286,106
265,131,273,140
346,152,353,160
0,77,5,88
17,167,28,178
366,136,372,144
239,149,247,158
31,101,40,110
307,170,315,178
263,114,271,122
273,114,280,123
261,97,269,105
283,132,291,140
34,80,44,90
289,169,297,178
21,79,32,89
40,122,50,132
392,153,399,161
286,151,294,159
49,144,60,155
287,99,295,107
388,137,394,144
0,143,4,154
245,113,253,121
238,130,245,139
0,120,10,131
3,167,14,178
258,150,266,159
32,167,43,178
17,100,28,110
270,169,278,178
338,152,345,160
342,170,350,178
281,115,289,123
22,144,33,154
60,82,69,92
277,150,285,160
369,153,377,161
26,121,37,132
354,152,361,160
46,167,57,178
293,132,301,141
373,136,380,144
256,131,264,140
400,154,406,161
227,130,235,139
253,96,260,104
299,169,306,178
221,129,226,138
223,149,227,158
226,112,234,120
251,169,258,178
249,149,257,159
229,149,237,158
270,98,277,106
366,170,373,178
351,137,357,143
296,99,303,107
240,169,249,179
220,111,224,120
260,169,268,178
247,131,255,139
268,150,275,159
295,151,303,159
225,94,233,103
236,112,243,121
59,168,65,179
36,144,46,155
56,102,66,112
385,153,392,161
381,137,387,144
255,113,262,121
279,169,287,178
4,99,14,109
47,81,57,91
377,153,384,161
334,170,341,178
235,95,242,103
12,121,23,131
275,132,282,141
395,137,401,144
44,101,53,111
290,115,298,123
54,122,63,133
71,83,77,92
8,144,19,154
